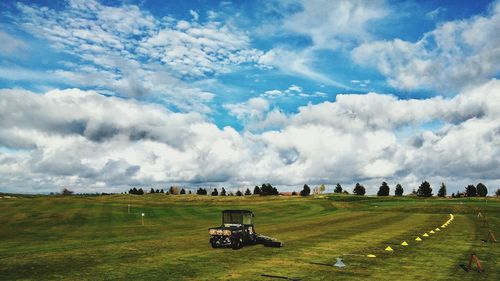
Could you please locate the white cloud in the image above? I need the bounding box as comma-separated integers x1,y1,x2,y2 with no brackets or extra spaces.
190,10,200,21
283,0,388,48
259,48,349,88
352,1,500,92
12,0,262,112
426,7,446,20
0,31,27,56
1,81,499,194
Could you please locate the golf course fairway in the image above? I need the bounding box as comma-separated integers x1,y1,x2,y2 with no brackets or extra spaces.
0,194,498,280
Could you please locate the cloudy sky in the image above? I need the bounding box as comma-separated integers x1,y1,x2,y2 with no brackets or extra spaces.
0,0,499,194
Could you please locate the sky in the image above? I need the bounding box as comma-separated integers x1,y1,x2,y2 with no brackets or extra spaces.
0,0,499,194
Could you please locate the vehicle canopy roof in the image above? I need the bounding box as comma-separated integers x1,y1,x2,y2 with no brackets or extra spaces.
222,210,254,225
222,210,254,214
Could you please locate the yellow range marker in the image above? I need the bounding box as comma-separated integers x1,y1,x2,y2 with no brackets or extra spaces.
415,237,422,241
423,233,429,237
385,246,394,252
367,254,376,258
401,241,409,246
435,228,440,231
429,230,435,234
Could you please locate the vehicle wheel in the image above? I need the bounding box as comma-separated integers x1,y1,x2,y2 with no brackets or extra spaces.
211,241,218,248
231,238,242,250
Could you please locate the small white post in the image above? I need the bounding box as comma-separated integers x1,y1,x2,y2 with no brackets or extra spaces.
141,213,145,226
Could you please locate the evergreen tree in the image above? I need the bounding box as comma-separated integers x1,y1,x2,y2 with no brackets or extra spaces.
292,191,297,195
353,183,366,196
188,190,192,195
394,184,403,196
476,183,488,197
220,187,227,196
150,188,155,194
465,185,477,197
451,193,455,198
156,189,160,193
160,189,164,193
253,186,261,195
261,183,279,195
211,188,218,196
417,181,432,197
180,188,186,194
334,184,343,193
196,188,207,195
236,190,243,196
496,189,500,197
300,184,311,196
377,182,390,196
245,188,252,195
437,183,447,197
138,188,144,195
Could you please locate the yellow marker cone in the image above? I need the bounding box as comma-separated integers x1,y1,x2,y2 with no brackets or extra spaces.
415,237,422,241
435,228,440,231
401,241,409,246
429,230,435,234
367,254,376,258
423,233,429,237
441,225,446,228
385,246,394,251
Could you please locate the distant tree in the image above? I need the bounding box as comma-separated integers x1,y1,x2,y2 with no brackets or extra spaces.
245,188,252,196
160,189,164,193
353,183,366,196
451,193,455,198
130,187,138,195
261,183,279,196
228,192,234,196
138,188,144,195
196,188,207,195
300,184,311,196
155,189,160,193
496,189,500,197
417,181,432,197
180,188,186,194
313,184,326,195
455,192,463,198
465,185,477,197
62,188,74,196
476,183,488,197
377,182,390,196
394,184,403,196
211,188,218,196
150,188,155,194
236,190,243,196
334,184,343,194
188,190,192,195
220,187,227,196
253,186,262,195
292,191,297,196
437,183,447,197
342,190,349,195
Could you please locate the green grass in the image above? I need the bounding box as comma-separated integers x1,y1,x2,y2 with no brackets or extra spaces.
0,194,498,280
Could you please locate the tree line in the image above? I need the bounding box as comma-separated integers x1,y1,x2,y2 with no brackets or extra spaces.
126,182,497,198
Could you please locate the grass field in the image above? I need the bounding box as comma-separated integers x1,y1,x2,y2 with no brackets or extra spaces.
0,194,498,280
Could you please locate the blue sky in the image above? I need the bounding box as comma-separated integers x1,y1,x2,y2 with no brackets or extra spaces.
0,0,499,194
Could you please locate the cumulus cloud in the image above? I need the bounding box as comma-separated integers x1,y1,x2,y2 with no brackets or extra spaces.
352,1,500,91
1,80,499,193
